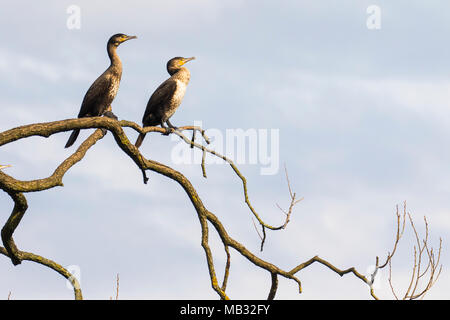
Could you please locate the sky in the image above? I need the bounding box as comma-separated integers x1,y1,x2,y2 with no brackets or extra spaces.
0,0,449,299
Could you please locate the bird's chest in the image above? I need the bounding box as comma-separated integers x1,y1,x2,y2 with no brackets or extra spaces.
165,81,187,117
172,80,187,105
108,76,121,100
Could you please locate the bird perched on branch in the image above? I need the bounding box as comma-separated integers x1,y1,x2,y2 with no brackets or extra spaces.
65,33,137,148
135,56,195,148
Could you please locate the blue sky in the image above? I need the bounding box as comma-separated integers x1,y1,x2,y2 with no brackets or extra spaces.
0,1,449,299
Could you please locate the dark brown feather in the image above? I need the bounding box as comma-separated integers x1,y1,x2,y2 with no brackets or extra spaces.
142,79,178,126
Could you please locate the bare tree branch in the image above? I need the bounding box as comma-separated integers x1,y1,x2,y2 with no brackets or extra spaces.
0,117,443,300
221,245,231,294
1,191,28,265
268,272,278,300
0,246,82,300
379,207,442,300
168,127,298,235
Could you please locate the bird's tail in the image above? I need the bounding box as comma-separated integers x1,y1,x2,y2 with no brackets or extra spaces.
65,129,80,148
135,133,147,148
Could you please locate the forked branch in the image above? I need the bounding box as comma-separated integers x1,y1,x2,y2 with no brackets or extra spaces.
386,209,442,300
0,118,443,300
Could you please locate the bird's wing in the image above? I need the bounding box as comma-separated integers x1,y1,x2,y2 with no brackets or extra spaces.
142,79,178,125
78,72,113,118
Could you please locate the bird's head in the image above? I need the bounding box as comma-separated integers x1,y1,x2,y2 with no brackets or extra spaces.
108,33,137,47
167,56,195,75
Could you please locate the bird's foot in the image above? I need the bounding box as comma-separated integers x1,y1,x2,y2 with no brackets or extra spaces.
160,126,172,136
162,120,178,135
166,120,178,130
103,111,118,120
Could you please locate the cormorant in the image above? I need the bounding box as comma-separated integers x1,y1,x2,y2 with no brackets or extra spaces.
135,56,195,148
65,33,137,148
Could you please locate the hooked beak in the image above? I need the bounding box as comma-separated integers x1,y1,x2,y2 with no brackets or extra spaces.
123,35,137,42
0,164,11,170
183,57,195,63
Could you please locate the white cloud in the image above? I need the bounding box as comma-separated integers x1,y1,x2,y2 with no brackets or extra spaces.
0,48,94,84
1,1,449,301
266,71,450,131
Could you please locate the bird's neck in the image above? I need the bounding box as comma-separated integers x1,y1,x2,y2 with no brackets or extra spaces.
171,67,190,85
107,44,122,75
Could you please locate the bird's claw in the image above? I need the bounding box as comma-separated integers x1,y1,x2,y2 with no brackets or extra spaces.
162,127,172,136
103,111,118,120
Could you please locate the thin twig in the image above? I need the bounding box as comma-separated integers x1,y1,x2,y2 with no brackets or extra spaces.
384,209,444,300
388,259,399,300
172,129,298,233
201,149,207,178
221,245,231,293
378,203,407,269
115,274,120,300
0,117,443,301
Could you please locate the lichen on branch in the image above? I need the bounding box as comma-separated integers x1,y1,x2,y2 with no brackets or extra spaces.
0,118,443,300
